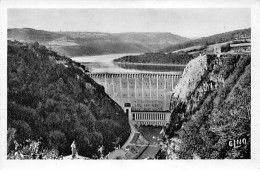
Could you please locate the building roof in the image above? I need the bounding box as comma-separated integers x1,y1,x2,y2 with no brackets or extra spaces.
137,146,160,159
106,149,127,159
130,133,141,144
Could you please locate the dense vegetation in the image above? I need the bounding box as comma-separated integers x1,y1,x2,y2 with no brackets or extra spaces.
7,40,130,158
113,52,195,64
162,28,251,53
8,28,188,56
115,63,185,72
166,54,251,159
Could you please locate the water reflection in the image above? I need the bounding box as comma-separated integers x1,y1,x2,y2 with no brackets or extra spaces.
71,53,185,73
80,62,145,73
71,53,138,63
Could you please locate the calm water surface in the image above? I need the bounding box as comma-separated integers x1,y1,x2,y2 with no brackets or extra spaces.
71,54,185,73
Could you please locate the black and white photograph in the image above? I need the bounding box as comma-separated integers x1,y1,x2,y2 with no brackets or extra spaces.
0,0,260,170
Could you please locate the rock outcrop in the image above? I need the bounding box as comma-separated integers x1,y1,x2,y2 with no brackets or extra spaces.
167,53,251,159
172,55,208,101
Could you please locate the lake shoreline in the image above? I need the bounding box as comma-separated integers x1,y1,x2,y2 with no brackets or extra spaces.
113,61,187,67
71,53,186,73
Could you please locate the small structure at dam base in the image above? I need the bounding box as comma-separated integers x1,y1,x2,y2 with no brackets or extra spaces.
124,103,171,127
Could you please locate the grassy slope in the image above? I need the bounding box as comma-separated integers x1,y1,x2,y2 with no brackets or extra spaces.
161,28,251,53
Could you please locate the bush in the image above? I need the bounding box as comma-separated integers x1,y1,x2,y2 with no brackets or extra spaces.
49,130,67,153
7,139,60,160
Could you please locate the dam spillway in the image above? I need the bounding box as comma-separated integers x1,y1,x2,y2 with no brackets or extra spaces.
88,72,182,111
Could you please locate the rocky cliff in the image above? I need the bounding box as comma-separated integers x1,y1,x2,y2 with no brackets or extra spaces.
167,53,251,159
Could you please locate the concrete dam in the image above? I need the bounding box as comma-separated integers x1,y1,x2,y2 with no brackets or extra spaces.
88,72,182,111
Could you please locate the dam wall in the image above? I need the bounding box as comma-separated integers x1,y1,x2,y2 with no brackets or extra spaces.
88,72,182,111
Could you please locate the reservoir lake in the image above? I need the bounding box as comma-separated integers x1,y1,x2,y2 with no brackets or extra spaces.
71,53,186,73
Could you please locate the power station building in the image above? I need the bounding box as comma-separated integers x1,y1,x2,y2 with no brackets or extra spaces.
124,103,171,126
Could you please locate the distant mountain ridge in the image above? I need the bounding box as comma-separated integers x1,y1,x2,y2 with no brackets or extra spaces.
161,28,251,53
8,28,189,57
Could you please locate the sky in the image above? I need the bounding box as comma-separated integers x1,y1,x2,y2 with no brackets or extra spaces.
8,8,250,38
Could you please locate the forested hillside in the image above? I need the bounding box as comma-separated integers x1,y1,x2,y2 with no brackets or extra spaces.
162,28,251,53
113,52,194,64
7,40,130,158
167,53,251,159
8,28,188,56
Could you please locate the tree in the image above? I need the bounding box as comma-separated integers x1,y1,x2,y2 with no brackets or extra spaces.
7,128,16,154
49,130,67,154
